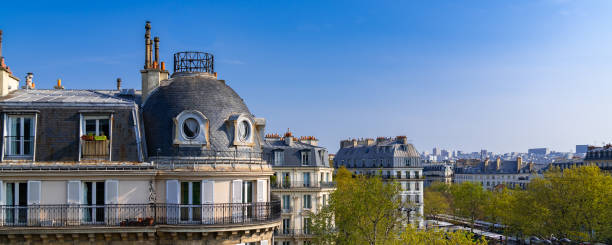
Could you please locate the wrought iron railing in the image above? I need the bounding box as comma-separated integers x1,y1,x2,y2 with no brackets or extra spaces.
274,229,313,237
3,136,34,157
271,181,336,189
0,202,280,227
173,52,214,73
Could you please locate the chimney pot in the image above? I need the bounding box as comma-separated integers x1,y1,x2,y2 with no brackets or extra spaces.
116,78,122,91
154,36,160,67
161,61,165,71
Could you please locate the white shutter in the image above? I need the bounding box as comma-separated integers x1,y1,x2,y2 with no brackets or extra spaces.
27,181,41,205
202,180,214,204
257,179,265,202
261,240,269,245
166,180,180,224
105,180,119,204
0,180,4,205
67,181,81,204
166,180,179,204
231,180,243,203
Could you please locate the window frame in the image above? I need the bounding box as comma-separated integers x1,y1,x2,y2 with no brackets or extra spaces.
3,113,37,160
79,114,113,161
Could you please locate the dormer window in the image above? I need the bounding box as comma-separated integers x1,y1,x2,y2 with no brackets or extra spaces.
274,150,284,166
80,115,112,160
229,114,254,146
3,114,37,159
173,110,208,146
301,151,310,165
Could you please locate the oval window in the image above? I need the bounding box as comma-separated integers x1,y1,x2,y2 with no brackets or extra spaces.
182,118,200,139
238,120,250,142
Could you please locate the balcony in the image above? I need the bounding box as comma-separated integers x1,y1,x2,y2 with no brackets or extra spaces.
274,229,313,237
271,181,336,189
3,136,34,159
0,202,280,227
81,139,110,160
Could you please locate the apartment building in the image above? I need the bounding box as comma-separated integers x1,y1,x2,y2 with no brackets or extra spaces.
263,132,335,245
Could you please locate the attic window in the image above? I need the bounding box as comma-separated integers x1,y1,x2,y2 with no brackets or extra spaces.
173,110,208,146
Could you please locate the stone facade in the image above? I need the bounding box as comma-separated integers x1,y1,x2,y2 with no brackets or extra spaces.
263,132,335,245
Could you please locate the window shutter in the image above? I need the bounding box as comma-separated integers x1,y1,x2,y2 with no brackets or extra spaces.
231,180,242,203
105,180,119,204
166,180,179,204
0,180,4,205
67,181,81,204
257,179,265,202
27,181,41,205
202,180,214,204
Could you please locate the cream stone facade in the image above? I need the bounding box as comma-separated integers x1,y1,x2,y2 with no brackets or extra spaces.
0,23,280,245
263,133,335,245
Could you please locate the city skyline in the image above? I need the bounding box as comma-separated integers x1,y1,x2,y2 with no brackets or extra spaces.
2,0,612,154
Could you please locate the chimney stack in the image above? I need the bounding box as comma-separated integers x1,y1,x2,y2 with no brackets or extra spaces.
144,21,151,69
141,21,169,103
154,37,159,68
116,78,122,91
54,79,64,89
0,29,3,60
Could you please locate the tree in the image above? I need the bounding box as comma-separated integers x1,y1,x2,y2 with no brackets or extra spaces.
395,226,487,245
311,167,489,245
311,167,408,245
424,188,450,219
451,182,490,232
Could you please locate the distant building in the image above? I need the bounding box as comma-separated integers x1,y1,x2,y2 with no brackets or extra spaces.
263,131,335,244
454,157,543,190
334,136,424,227
432,147,440,156
423,163,453,187
584,145,612,173
528,148,550,155
552,158,585,171
480,149,488,160
576,145,589,154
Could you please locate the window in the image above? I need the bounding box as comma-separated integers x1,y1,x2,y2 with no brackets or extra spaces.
274,151,284,165
81,115,111,160
301,151,310,165
282,195,291,211
326,173,330,182
83,181,105,224
282,172,291,188
174,110,208,146
4,182,27,224
322,194,327,206
282,218,291,234
180,182,201,222
303,195,312,209
407,182,411,191
303,173,311,187
5,115,35,157
304,217,312,234
415,182,420,191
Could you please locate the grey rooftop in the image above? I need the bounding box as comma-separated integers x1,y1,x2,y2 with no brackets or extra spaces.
0,89,140,106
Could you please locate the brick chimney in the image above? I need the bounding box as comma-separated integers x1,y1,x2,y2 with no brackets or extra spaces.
516,156,523,173
0,29,20,96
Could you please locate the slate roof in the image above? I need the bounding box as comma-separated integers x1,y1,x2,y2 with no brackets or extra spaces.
142,73,261,157
455,158,543,174
263,138,329,167
585,146,612,160
333,138,421,168
0,89,139,107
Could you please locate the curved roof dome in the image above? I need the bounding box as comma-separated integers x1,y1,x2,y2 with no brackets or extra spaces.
142,72,260,158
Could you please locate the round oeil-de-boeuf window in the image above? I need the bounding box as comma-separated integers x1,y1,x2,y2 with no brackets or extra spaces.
182,118,200,139
238,120,250,142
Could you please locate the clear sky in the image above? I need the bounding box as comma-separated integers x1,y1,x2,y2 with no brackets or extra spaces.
1,0,611,154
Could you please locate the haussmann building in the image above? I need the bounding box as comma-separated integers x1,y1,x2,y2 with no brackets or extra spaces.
0,23,280,244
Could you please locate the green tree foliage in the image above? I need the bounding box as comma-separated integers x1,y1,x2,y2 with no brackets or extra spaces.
395,226,487,245
311,167,487,245
511,165,612,242
450,181,490,232
424,185,450,219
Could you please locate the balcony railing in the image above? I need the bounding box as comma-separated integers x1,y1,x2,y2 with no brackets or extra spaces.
0,202,280,227
3,136,34,158
271,181,336,189
380,175,424,180
274,229,313,237
81,139,110,160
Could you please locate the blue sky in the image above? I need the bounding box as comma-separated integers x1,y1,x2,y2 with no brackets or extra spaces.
1,0,611,154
